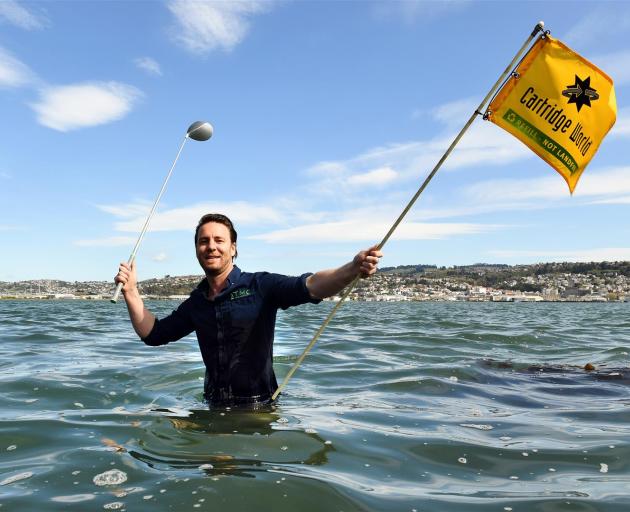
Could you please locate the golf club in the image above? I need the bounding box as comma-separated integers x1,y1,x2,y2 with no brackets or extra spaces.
111,121,213,303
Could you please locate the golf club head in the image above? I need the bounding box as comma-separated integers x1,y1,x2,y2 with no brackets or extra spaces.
187,121,213,141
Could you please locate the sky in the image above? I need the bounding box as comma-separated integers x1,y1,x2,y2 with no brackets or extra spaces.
1,0,629,282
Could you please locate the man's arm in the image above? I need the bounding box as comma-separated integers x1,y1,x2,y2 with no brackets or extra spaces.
114,261,156,338
306,246,383,300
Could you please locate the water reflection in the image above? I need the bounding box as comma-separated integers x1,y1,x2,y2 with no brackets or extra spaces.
127,407,334,476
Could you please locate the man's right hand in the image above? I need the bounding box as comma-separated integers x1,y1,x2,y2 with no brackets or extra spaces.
114,260,155,338
114,261,138,295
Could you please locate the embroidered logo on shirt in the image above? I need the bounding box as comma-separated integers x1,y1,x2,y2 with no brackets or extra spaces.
230,288,253,301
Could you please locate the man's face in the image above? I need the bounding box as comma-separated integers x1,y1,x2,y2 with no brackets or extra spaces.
195,222,236,276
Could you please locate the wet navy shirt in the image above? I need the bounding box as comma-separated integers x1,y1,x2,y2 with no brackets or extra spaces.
142,266,320,405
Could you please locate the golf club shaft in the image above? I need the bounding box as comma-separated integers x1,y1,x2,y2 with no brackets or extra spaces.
111,135,190,303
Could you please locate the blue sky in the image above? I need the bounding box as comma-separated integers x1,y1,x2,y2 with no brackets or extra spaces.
1,0,629,282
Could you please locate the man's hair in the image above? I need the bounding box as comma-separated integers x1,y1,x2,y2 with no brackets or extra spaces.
194,213,238,258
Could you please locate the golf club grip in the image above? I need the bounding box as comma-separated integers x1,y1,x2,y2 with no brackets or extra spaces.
111,282,124,303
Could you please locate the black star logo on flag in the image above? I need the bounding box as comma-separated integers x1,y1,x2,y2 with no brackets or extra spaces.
562,75,599,112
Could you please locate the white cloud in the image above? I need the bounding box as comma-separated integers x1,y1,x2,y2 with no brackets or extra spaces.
589,196,630,205
464,176,565,204
578,167,630,196
250,220,499,243
442,122,532,170
611,107,630,138
412,98,478,124
430,97,477,127
0,46,35,88
0,224,21,231
134,57,162,76
346,166,398,187
152,252,168,262
302,86,622,204
0,1,46,30
74,236,137,247
91,88,627,249
97,202,152,219
382,165,630,222
564,9,630,47
305,94,536,188
489,248,630,263
96,197,500,246
304,119,531,198
0,171,11,179
167,0,271,53
463,166,630,204
109,201,283,232
30,82,143,132
306,161,347,177
591,50,630,86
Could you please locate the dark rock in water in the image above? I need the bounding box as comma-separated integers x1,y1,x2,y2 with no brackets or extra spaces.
482,358,630,383
481,359,514,369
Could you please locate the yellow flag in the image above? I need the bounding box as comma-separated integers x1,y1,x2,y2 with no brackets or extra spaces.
488,35,616,193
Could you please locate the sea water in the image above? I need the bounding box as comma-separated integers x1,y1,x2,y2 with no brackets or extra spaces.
1,300,629,511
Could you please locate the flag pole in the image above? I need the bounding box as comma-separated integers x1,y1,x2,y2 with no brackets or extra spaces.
272,21,546,401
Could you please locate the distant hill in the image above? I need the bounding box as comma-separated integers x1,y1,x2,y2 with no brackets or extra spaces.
1,260,629,299
381,261,630,277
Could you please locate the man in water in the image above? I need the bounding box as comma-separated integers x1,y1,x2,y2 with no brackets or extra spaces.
114,213,382,407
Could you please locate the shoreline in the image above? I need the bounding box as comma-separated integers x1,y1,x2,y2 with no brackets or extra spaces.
1,296,628,303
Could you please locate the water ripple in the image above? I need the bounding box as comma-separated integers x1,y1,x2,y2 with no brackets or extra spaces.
1,300,629,510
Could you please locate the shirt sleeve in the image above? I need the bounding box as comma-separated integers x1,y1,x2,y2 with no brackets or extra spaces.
141,299,195,346
264,272,322,310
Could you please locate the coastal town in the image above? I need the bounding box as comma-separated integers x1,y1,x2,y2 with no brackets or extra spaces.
1,261,629,302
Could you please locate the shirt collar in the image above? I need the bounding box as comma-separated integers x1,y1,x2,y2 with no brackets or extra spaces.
196,265,242,295
225,265,241,287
